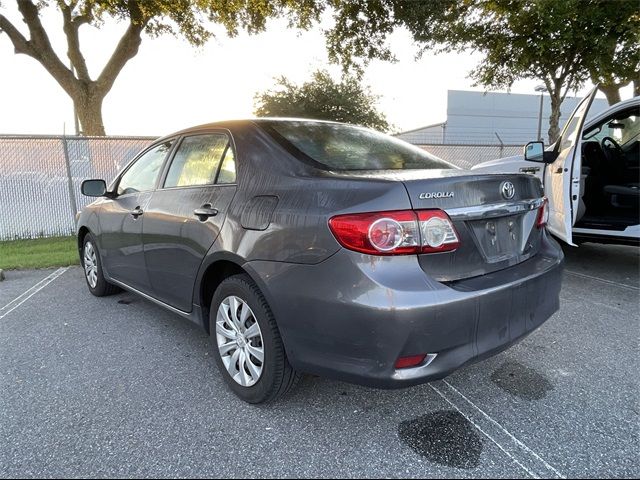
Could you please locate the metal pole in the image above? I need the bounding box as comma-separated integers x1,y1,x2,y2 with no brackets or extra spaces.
537,93,544,142
61,134,78,221
70,61,80,135
73,100,80,136
494,132,505,158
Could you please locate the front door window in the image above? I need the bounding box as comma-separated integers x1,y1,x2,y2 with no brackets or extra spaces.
117,141,174,195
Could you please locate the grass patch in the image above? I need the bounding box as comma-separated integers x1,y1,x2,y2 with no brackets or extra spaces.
0,236,79,270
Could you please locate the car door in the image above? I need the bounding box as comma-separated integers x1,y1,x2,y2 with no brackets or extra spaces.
142,131,237,311
544,87,598,245
99,140,175,293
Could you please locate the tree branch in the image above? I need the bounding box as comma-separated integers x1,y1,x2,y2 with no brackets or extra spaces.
0,13,33,55
73,14,92,27
14,0,78,96
58,0,91,82
96,19,146,96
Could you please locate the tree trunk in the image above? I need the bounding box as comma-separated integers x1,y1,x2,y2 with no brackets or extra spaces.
547,89,562,145
0,4,147,137
600,84,622,106
74,93,105,136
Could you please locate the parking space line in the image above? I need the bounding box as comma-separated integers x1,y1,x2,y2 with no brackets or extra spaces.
429,383,538,478
438,380,565,479
565,270,639,291
0,267,69,320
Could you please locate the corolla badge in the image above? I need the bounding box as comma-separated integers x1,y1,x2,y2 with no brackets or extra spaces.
500,181,516,200
419,191,454,199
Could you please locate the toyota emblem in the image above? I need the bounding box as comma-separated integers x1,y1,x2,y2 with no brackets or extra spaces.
501,181,515,200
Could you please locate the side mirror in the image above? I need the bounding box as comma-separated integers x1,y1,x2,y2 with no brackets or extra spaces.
81,179,107,197
524,141,548,163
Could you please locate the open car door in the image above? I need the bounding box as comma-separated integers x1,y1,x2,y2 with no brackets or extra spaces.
545,87,598,245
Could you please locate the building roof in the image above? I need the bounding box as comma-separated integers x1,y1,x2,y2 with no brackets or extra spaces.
395,122,446,136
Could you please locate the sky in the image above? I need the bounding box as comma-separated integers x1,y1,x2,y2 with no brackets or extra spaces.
0,3,630,137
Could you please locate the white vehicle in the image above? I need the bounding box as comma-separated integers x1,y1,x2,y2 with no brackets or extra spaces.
473,89,639,246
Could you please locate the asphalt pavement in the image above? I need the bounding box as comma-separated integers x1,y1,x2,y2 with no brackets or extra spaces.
1,243,638,478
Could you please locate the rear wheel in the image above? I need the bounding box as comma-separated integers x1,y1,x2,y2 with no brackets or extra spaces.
209,274,300,403
82,234,119,296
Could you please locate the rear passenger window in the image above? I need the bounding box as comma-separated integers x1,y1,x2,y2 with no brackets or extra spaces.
217,146,236,184
164,134,230,188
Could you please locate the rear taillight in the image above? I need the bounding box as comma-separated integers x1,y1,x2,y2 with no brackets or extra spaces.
328,210,419,255
536,198,549,228
417,210,460,253
328,209,459,255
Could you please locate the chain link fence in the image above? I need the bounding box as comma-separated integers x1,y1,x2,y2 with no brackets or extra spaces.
0,135,523,240
0,135,155,240
418,143,522,170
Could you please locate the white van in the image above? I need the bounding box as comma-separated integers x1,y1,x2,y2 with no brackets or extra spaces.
473,89,639,246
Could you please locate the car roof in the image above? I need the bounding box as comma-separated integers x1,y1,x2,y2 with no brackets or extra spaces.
585,96,640,129
154,118,348,143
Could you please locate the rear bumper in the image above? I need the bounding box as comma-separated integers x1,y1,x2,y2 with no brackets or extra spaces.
245,233,564,388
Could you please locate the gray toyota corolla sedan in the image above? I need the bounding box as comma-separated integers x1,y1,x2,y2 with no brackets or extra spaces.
78,119,563,403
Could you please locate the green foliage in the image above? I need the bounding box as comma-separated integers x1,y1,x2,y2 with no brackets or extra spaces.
326,0,640,140
254,70,390,131
580,0,640,97
399,0,639,94
0,0,328,134
33,0,325,47
325,0,396,75
0,236,78,270
411,0,592,90
328,0,639,91
4,0,636,136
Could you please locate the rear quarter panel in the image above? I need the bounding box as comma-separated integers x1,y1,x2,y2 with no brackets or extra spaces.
211,124,412,264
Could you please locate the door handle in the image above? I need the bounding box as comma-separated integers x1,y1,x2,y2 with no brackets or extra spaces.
130,207,143,218
194,204,218,221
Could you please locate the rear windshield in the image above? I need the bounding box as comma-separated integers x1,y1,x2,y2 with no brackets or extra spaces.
260,121,454,171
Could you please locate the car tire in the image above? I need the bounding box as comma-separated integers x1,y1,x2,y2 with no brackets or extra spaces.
81,233,120,297
209,274,300,403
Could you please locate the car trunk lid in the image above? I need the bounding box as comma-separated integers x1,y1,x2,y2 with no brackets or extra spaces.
324,169,543,282
400,170,545,281
324,169,545,281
